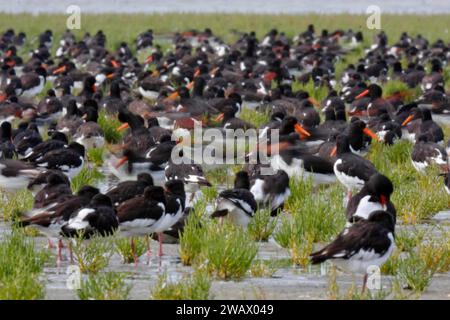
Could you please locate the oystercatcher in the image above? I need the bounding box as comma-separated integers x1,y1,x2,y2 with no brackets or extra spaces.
60,194,118,239
23,131,68,162
117,186,166,264
250,169,290,216
105,172,154,207
346,173,396,224
33,142,85,178
0,159,40,191
211,171,257,227
332,134,378,198
411,134,448,172
310,210,395,293
401,107,444,144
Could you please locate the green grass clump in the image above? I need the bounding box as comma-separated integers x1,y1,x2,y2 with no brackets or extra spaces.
239,108,270,128
0,189,34,221
115,237,147,264
249,259,278,278
395,249,438,293
292,80,329,102
87,146,105,166
368,140,450,223
70,166,104,193
199,220,258,279
247,208,277,242
70,234,114,274
151,271,212,300
0,230,49,300
97,110,123,143
382,80,419,103
179,201,207,266
77,272,131,300
395,228,426,252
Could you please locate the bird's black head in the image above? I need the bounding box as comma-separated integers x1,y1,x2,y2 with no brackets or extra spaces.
83,107,99,123
366,173,394,204
51,131,68,143
68,142,85,157
137,173,154,186
34,67,47,78
90,194,113,207
367,210,395,232
165,179,186,197
1,121,12,139
46,173,69,186
368,84,382,99
144,186,166,204
335,134,351,155
234,171,250,190
77,185,100,199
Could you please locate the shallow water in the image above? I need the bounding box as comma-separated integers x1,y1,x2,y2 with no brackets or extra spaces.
2,0,450,15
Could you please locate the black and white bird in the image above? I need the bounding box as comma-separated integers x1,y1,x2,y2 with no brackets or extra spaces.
411,134,448,173
152,179,186,256
60,194,119,239
0,121,16,159
211,171,257,227
310,210,396,293
250,169,290,216
73,107,105,150
27,169,70,195
32,172,73,209
20,67,47,99
105,173,154,207
332,134,378,197
401,107,444,145
117,186,166,264
22,131,68,162
346,173,396,225
0,159,40,191
33,142,85,178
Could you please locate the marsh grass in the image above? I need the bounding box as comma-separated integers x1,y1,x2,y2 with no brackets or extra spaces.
395,249,438,293
247,208,277,242
249,259,278,278
151,271,212,300
70,166,104,193
199,220,258,279
115,237,147,264
395,228,427,252
200,185,217,203
368,140,450,223
87,146,105,166
0,229,49,300
383,80,420,103
239,108,270,128
0,189,34,221
77,271,131,300
179,203,207,266
327,267,390,300
70,234,115,274
292,80,329,102
97,110,123,144
289,233,315,267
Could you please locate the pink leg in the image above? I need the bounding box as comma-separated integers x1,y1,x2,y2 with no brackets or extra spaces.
158,233,164,257
47,239,55,249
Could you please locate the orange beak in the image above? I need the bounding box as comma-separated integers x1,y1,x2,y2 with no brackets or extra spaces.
264,71,277,83
0,93,6,102
53,65,66,74
144,55,153,64
214,113,224,122
355,89,369,100
294,123,311,138
6,60,15,67
401,114,414,127
111,59,120,68
209,67,220,76
165,91,179,101
115,157,128,169
363,127,379,141
5,50,12,57
106,73,115,79
308,97,320,108
380,195,387,206
91,84,97,93
116,123,129,132
330,146,337,157
194,68,201,78
186,81,195,90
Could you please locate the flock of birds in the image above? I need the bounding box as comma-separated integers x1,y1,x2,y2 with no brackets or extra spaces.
0,24,449,291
